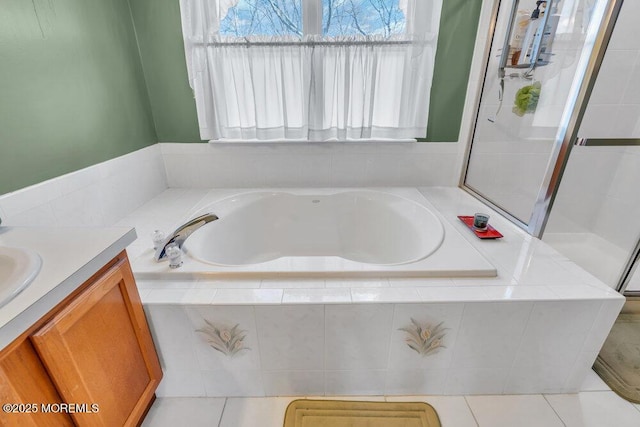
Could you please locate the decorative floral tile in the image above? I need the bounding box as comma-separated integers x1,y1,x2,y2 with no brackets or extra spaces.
388,303,464,369
399,318,448,356
196,319,250,357
184,306,261,371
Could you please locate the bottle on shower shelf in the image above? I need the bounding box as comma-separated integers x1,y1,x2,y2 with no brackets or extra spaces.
509,9,532,66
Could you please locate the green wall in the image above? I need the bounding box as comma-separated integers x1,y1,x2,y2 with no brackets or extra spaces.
0,0,482,195
0,0,157,194
130,0,483,143
129,0,201,142
424,0,484,142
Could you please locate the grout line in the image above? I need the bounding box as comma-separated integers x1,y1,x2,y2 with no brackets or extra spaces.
502,301,536,394
441,302,468,392
462,396,481,427
322,304,327,395
251,305,267,396
216,397,228,427
542,394,567,427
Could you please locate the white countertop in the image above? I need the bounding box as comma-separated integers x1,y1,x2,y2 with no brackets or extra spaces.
0,226,136,348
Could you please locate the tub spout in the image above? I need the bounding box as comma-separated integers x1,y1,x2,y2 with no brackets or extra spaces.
154,213,219,261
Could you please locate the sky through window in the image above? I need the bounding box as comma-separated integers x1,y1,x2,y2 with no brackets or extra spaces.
219,0,406,38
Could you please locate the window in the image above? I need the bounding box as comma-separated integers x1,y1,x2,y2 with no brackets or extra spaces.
179,0,442,141
219,0,407,38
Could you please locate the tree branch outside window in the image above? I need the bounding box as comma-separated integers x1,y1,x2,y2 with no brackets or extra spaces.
219,0,406,38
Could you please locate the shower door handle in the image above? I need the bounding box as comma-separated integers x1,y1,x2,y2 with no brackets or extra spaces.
575,138,640,146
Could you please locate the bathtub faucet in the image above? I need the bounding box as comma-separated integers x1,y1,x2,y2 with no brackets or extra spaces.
154,213,219,261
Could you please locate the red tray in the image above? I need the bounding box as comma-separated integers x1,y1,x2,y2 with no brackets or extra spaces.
457,216,503,239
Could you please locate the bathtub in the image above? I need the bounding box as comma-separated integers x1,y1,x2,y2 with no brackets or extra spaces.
137,188,624,398
134,188,496,278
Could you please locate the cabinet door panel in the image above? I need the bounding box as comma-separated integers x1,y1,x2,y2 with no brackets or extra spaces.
31,258,161,427
0,340,73,427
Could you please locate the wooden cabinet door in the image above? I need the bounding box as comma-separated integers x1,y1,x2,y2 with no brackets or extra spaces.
0,340,73,427
30,258,162,427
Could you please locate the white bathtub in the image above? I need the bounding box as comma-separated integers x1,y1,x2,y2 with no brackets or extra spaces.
184,191,445,266
135,188,496,278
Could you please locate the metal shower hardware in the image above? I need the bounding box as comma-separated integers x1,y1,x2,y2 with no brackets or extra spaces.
489,0,556,122
498,0,556,75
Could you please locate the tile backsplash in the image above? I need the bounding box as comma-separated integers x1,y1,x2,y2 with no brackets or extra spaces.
159,142,462,188
0,140,465,229
0,145,167,227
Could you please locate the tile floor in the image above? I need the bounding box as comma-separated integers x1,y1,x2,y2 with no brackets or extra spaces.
142,370,640,427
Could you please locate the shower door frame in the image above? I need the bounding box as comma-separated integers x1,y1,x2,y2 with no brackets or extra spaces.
459,0,638,294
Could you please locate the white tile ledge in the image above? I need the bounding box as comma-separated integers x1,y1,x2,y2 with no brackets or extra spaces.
139,281,621,305
131,187,624,306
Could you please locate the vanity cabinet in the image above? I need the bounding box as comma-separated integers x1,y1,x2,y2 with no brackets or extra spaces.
0,251,161,427
0,340,73,426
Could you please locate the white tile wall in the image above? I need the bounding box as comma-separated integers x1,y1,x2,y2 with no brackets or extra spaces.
444,368,510,395
145,298,618,397
159,142,462,189
449,302,533,369
324,370,387,395
0,145,167,227
384,368,449,395
254,305,324,371
261,371,325,396
201,369,265,397
324,305,394,371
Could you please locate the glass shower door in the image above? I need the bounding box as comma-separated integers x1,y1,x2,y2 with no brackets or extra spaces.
463,0,614,227
543,143,640,291
543,0,640,293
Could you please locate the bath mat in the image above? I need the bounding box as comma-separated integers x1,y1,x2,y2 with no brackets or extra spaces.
593,301,640,403
283,399,441,427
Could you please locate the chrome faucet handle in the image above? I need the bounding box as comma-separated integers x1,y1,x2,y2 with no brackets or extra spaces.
154,213,219,261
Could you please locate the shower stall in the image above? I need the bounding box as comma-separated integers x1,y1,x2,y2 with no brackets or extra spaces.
462,0,640,295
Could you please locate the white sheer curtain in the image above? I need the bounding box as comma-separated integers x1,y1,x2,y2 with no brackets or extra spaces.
180,0,442,142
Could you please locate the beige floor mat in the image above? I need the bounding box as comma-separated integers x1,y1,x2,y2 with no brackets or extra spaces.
283,399,441,427
593,299,640,403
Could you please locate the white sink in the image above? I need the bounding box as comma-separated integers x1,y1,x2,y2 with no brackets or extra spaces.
0,247,42,308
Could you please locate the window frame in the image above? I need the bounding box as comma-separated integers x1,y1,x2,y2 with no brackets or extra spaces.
302,0,323,36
